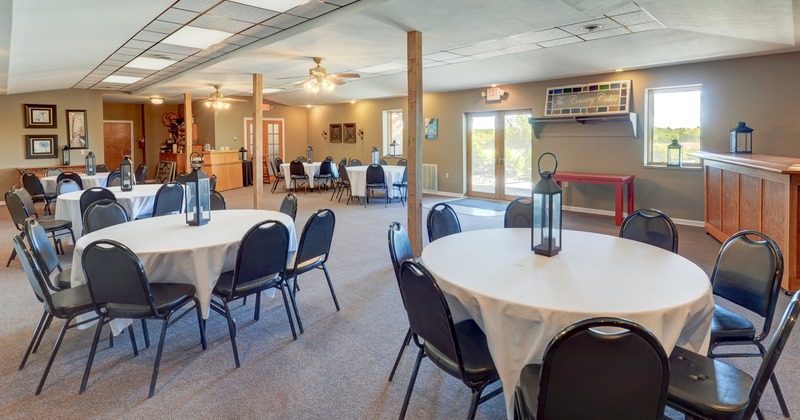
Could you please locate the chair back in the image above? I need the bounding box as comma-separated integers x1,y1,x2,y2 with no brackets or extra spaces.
81,239,159,318
106,170,121,187
5,190,30,231
366,164,385,185
174,172,189,184
12,236,52,306
619,208,679,253
379,158,388,165
427,203,462,242
152,182,184,216
79,187,116,216
338,163,351,183
22,173,47,196
712,230,783,322
348,158,362,167
210,190,227,210
209,174,218,192
279,193,298,221
96,164,111,173
505,197,533,228
536,317,669,420
294,208,335,269
14,187,40,217
296,156,307,163
318,160,334,176
45,168,63,177
23,218,63,290
398,260,465,377
397,158,408,167
388,221,414,283
223,220,290,299
135,164,148,184
57,172,83,189
275,157,284,174
82,199,129,234
289,160,305,177
57,179,81,195
271,159,281,179
339,157,347,167
743,290,800,418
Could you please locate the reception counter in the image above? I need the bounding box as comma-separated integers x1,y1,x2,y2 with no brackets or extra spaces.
696,151,800,291
159,150,243,191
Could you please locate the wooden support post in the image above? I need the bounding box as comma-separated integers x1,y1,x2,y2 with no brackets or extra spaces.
183,94,192,174
407,31,423,256
253,74,264,209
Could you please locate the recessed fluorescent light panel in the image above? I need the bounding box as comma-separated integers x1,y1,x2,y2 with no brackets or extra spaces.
161,26,234,49
262,88,283,94
102,75,143,84
234,0,309,13
125,57,177,70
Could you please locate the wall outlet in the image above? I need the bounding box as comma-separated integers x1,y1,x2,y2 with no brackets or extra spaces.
233,136,237,142
445,172,449,179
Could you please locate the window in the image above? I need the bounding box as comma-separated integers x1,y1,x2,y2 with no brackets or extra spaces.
645,85,702,167
383,109,403,157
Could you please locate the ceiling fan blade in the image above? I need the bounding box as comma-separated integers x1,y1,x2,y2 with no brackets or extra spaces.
330,77,346,86
331,73,360,78
276,75,312,80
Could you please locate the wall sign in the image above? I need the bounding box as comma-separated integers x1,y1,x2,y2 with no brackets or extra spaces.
544,80,630,116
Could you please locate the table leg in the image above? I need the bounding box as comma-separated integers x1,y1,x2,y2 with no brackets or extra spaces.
626,180,635,218
614,183,623,226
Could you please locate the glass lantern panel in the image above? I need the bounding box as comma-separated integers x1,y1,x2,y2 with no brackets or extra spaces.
199,178,211,220
186,181,197,223
552,193,561,249
121,167,133,189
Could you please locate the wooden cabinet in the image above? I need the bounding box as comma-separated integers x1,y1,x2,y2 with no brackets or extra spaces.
158,150,243,191
697,151,800,291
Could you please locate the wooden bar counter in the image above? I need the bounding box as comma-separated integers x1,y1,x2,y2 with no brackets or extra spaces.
159,150,243,191
695,151,800,291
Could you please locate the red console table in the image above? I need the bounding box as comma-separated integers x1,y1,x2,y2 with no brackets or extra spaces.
552,172,635,226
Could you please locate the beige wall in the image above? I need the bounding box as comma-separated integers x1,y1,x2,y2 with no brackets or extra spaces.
0,89,104,190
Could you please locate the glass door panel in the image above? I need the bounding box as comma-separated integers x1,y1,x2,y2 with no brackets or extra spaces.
468,115,497,197
503,113,532,197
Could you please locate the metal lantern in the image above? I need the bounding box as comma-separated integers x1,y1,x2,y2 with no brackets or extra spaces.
61,145,70,166
667,139,682,167
371,146,380,165
390,140,399,156
306,146,314,163
185,152,211,226
730,121,753,153
532,152,562,257
238,147,247,161
120,155,134,191
85,150,97,175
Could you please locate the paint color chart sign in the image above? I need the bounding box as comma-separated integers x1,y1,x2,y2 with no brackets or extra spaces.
545,80,630,116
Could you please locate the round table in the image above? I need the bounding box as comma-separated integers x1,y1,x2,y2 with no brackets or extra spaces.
347,165,406,199
54,184,161,239
70,210,298,327
281,162,324,189
41,173,108,193
420,228,714,416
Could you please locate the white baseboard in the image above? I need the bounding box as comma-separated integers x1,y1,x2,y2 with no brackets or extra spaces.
563,205,704,227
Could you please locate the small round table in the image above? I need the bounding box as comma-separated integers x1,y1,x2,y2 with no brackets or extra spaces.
54,184,162,238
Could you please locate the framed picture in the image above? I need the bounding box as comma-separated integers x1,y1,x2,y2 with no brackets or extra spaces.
343,122,357,143
25,135,58,159
66,109,88,149
425,117,438,139
24,104,57,128
330,123,342,143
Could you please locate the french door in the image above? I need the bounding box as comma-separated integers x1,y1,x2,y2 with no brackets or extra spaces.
467,110,532,200
245,118,283,182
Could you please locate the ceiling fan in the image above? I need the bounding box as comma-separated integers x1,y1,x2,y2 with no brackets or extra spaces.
278,57,360,93
198,85,246,109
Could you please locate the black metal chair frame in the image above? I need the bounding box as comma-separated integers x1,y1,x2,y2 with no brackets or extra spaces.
387,221,415,382
150,181,184,217
24,218,72,291
619,208,679,253
348,158,362,167
135,164,148,184
210,190,227,210
279,192,298,221
426,202,462,242
331,162,353,205
5,191,75,266
79,187,116,217
314,159,335,193
56,178,81,195
504,197,533,228
22,172,55,215
392,167,408,206
96,164,111,173
82,199,129,235
365,164,388,207
106,170,121,187
289,160,309,194
271,157,286,193
56,172,83,190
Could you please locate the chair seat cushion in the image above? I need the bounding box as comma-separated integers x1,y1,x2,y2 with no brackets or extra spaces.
106,283,195,318
710,304,756,344
213,270,280,299
49,284,94,318
667,346,752,418
287,256,323,277
54,268,72,290
424,319,499,386
39,218,72,231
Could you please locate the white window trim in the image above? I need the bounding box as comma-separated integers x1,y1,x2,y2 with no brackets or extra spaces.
382,109,403,157
644,84,702,169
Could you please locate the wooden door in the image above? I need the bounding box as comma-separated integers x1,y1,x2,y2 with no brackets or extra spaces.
103,120,133,171
245,118,283,182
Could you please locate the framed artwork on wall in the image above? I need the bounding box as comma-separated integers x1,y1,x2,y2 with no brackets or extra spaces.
24,104,57,128
343,122,356,143
424,117,438,139
25,134,58,159
66,109,88,149
330,123,342,143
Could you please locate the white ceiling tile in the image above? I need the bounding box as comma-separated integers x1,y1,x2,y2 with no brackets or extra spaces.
503,44,541,54
537,36,582,48
191,14,254,33
145,20,183,34
422,60,449,68
324,0,357,5
579,26,630,41
559,17,621,36
287,1,337,19
627,21,666,33
226,34,259,46
208,2,279,23
263,13,307,29
424,51,463,61
240,24,282,38
134,30,168,43
172,0,219,13
516,28,572,43
444,56,475,64
471,50,507,60
118,47,145,56
611,10,656,27
125,39,155,50
606,2,644,16
159,8,200,24
150,43,201,55
234,0,309,13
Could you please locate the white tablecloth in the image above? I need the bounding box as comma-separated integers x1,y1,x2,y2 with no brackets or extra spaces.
42,173,108,193
420,228,714,416
70,210,297,327
281,162,326,189
347,165,405,198
54,184,160,239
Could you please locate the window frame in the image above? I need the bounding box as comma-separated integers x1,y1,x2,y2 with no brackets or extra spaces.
382,109,404,157
644,84,702,169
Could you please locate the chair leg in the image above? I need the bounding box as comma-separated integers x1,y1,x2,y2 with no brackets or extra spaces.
80,318,106,394
140,319,150,348
769,373,790,418
278,284,297,340
32,313,54,353
35,315,75,395
399,347,425,420
146,318,170,398
20,311,49,370
195,300,207,350
127,324,139,357
6,247,17,267
388,327,412,381
254,292,261,321
222,299,240,368
467,382,489,420
287,277,304,334
321,264,340,311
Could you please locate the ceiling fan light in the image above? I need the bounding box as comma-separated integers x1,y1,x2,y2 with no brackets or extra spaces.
303,80,316,92
204,101,212,108
224,102,231,109
321,78,335,92
150,97,164,105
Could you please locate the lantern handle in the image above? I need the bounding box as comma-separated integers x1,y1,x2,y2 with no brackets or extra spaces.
537,152,558,177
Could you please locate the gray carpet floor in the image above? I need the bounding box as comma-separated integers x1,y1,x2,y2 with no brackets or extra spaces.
0,185,797,419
